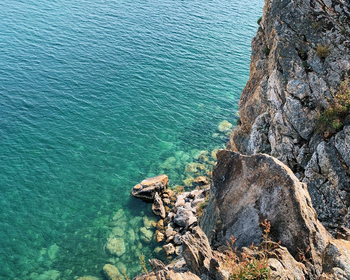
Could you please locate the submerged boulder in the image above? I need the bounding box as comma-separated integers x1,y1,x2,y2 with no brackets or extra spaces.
103,264,121,280
131,175,168,201
105,237,126,257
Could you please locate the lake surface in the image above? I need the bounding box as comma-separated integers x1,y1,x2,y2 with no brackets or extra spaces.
0,0,263,279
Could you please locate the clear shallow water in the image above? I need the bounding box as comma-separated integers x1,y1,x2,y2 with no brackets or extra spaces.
0,0,263,279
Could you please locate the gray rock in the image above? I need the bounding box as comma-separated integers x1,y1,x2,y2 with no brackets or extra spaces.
152,192,166,218
334,125,350,168
174,207,197,229
175,196,185,208
140,227,153,243
182,227,213,276
174,234,182,245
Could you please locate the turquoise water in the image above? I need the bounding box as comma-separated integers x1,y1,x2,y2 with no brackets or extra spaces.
0,0,263,279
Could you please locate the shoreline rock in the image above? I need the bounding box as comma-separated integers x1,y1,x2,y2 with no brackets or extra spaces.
131,175,169,202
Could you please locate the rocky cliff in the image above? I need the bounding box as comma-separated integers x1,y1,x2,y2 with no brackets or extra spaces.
131,0,350,279
228,0,350,233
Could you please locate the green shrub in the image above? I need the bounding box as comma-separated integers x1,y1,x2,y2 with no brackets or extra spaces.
263,47,270,57
318,77,350,136
257,17,262,25
340,28,346,35
316,44,330,58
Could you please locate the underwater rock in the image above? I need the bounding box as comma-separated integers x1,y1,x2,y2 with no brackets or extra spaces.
154,247,163,254
131,175,168,201
77,276,100,280
116,262,127,276
48,244,59,260
37,270,61,280
197,151,209,163
183,177,194,187
161,157,177,169
129,216,142,228
106,237,126,257
193,176,210,186
143,215,157,229
103,264,121,280
185,163,200,173
218,120,232,132
128,229,136,242
112,209,125,221
111,227,124,237
140,227,153,243
152,192,166,218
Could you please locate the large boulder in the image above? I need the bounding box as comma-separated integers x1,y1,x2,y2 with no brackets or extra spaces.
202,150,332,274
131,175,168,201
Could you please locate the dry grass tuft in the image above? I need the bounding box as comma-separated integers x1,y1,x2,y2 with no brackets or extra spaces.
214,219,277,280
316,44,330,58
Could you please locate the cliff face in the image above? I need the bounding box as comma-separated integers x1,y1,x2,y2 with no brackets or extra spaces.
228,0,350,233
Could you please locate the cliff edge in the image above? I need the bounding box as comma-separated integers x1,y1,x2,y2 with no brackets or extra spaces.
228,0,350,233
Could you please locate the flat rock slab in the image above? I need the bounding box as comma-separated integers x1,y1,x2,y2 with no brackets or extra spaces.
131,174,168,201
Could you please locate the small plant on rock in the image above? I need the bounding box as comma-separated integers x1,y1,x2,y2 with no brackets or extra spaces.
215,219,274,280
257,17,262,25
263,47,270,57
316,44,330,59
318,76,350,136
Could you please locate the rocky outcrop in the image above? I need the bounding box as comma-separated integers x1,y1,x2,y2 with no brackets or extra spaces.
182,227,213,276
201,150,350,278
228,0,350,234
131,175,169,201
